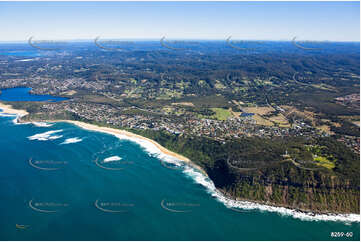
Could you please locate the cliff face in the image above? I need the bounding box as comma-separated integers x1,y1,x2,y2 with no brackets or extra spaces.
115,129,361,214
207,160,360,214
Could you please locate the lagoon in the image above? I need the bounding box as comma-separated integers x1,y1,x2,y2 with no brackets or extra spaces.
0,87,68,102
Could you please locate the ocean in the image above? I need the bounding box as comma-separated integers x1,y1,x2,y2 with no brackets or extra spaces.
0,113,359,241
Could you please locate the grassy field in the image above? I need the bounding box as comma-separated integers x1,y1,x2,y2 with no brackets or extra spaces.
210,108,233,120
243,106,274,115
269,113,290,127
314,155,335,169
252,114,274,126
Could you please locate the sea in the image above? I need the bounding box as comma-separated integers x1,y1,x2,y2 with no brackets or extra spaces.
0,89,359,241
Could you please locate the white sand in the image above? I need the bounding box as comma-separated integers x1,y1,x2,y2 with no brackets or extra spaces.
0,102,29,116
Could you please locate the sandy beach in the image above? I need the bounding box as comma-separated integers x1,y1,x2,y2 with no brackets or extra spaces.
0,102,29,116
54,120,207,174
64,120,191,162
0,101,206,174
1,102,360,222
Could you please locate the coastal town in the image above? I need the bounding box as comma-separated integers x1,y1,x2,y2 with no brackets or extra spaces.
0,2,360,241
27,95,360,154
0,72,359,154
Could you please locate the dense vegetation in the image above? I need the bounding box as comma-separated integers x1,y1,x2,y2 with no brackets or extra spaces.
1,41,359,213
132,129,360,213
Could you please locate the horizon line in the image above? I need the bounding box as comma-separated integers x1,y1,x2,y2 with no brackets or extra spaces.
0,38,359,43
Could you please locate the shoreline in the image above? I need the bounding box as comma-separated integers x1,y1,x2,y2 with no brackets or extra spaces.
0,102,206,176
50,119,207,175
0,102,28,117
1,102,360,222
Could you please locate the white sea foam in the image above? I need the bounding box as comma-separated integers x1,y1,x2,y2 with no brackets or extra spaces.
33,121,359,224
181,165,360,224
4,112,359,223
48,135,63,140
0,113,17,117
90,130,179,163
103,156,122,163
91,129,359,223
16,58,35,62
27,130,63,141
60,137,83,145
12,115,31,125
32,121,54,127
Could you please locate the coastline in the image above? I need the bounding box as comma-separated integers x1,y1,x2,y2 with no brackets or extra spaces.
1,102,360,223
51,119,207,175
0,101,206,176
0,102,28,117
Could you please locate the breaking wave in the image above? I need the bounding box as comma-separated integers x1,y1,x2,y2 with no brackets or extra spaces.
60,137,83,145
27,130,63,141
32,121,54,127
12,116,31,125
91,131,182,164
103,156,122,163
90,128,360,223
0,113,17,117
181,165,360,224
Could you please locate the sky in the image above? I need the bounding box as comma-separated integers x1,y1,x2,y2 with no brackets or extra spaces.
0,1,359,42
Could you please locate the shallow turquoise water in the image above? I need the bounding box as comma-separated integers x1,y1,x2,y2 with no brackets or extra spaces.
0,116,359,241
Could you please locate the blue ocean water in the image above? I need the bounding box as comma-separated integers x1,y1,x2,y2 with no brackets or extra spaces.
0,51,41,57
0,115,359,241
0,88,68,102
